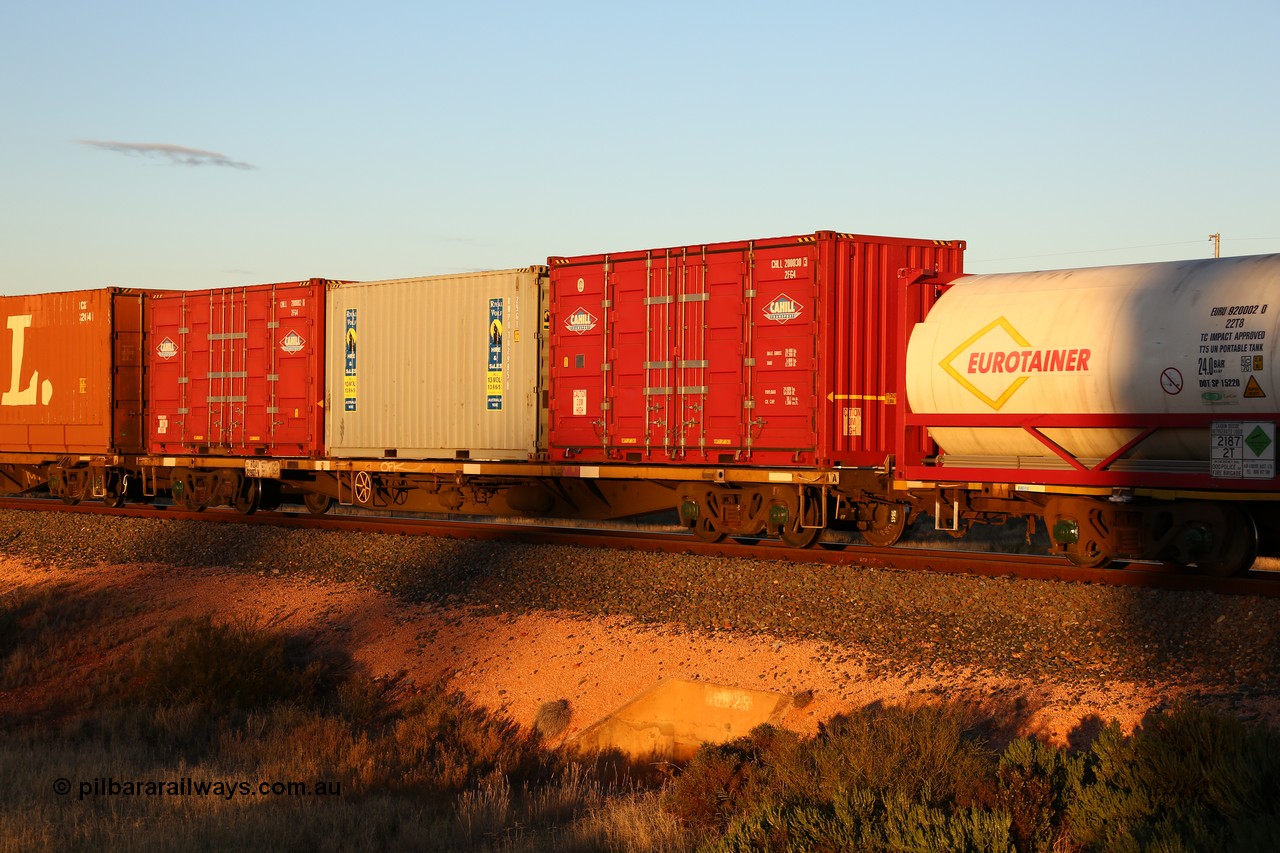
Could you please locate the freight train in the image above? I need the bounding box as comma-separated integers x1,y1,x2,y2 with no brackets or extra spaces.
2,230,1277,576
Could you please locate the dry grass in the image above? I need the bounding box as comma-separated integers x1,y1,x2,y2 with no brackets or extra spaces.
0,586,693,851
534,699,573,741
4,580,1279,851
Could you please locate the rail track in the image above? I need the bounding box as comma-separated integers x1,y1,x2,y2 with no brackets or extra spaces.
2,496,1276,599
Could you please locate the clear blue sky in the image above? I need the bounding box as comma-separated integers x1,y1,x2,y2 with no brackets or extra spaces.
2,1,1277,294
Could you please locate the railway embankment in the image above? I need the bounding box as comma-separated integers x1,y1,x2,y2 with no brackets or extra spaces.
2,508,1277,739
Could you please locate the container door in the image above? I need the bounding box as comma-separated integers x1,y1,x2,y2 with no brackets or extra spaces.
549,263,609,454
609,254,681,458
266,284,322,455
685,248,747,461
147,294,190,451
205,289,247,450
110,291,145,454
746,244,819,457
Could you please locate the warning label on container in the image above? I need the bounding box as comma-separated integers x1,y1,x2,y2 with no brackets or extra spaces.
1210,421,1275,479
488,298,504,411
344,309,357,412
1195,303,1269,405
156,338,178,360
843,406,862,437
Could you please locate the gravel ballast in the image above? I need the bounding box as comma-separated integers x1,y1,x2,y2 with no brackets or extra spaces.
2,509,1277,722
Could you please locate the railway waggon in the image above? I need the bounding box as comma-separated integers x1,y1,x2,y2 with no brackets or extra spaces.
3,230,1277,576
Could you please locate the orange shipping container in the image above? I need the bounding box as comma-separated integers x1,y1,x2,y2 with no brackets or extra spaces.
0,288,147,455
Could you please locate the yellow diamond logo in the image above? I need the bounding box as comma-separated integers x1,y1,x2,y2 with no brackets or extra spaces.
940,316,1032,410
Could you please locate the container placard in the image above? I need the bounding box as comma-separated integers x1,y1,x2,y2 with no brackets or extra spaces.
1210,421,1275,479
344,309,357,412
487,298,504,410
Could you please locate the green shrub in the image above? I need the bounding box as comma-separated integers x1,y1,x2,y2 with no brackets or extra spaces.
996,736,1085,852
666,702,1007,849
1068,703,1280,850
668,701,1280,852
711,789,1015,853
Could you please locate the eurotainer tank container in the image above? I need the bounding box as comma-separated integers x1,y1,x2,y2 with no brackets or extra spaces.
324,268,547,460
905,253,1280,468
147,280,327,457
547,231,965,468
0,288,146,455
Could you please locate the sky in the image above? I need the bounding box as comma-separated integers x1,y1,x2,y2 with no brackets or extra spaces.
2,1,1278,294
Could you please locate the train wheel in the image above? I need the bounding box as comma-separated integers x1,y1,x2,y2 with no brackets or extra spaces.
777,500,822,548
1047,499,1115,568
776,491,824,549
304,492,333,516
860,503,909,547
61,493,81,506
779,519,821,549
102,478,126,509
1193,509,1258,577
232,479,260,515
175,490,205,512
691,517,725,543
1065,545,1112,569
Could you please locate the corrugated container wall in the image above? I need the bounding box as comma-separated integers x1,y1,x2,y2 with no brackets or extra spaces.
547,232,965,468
148,280,327,457
325,269,547,460
0,288,145,455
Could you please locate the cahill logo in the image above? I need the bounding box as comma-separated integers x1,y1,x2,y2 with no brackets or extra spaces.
564,308,598,335
941,316,1092,410
280,330,306,353
763,294,804,324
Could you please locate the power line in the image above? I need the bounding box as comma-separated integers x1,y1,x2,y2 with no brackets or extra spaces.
973,240,1205,263
973,236,1280,264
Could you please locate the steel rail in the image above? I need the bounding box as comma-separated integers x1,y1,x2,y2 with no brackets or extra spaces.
1,497,1276,598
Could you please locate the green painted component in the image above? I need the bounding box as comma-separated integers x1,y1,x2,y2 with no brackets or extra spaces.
1052,518,1079,545
679,499,699,524
1179,522,1214,559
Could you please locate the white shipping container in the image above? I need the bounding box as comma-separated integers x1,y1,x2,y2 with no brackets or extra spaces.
325,268,547,460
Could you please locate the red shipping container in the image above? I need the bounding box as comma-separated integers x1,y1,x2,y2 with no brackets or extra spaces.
0,288,146,455
147,280,327,457
547,231,965,468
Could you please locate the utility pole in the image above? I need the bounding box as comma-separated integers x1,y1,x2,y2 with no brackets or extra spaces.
1209,232,1221,258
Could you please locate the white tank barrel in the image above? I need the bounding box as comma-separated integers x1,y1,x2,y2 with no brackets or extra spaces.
905,254,1280,464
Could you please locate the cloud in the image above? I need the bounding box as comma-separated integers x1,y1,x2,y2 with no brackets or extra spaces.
78,140,255,170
